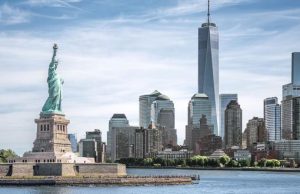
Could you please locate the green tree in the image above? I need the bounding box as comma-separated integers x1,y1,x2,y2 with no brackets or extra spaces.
227,159,239,167
219,155,231,166
258,158,266,167
239,159,250,167
0,149,17,163
143,158,153,166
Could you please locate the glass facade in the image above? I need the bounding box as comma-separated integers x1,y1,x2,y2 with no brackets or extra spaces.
292,52,300,85
139,90,162,129
151,97,175,128
219,94,238,140
188,93,212,128
198,23,219,135
264,97,281,141
68,134,78,153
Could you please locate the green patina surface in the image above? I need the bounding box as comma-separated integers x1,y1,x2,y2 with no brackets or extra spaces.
42,44,64,115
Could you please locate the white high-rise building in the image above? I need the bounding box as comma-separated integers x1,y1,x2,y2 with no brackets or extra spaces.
264,97,281,141
219,94,238,140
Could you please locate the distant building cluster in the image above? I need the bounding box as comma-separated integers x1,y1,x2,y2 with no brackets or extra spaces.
67,11,300,165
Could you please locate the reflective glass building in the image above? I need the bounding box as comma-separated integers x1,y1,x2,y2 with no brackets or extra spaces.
198,21,219,135
151,94,175,128
292,52,300,85
219,94,238,140
185,93,212,149
264,97,281,141
139,90,162,129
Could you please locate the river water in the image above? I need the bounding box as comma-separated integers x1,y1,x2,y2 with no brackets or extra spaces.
0,168,300,194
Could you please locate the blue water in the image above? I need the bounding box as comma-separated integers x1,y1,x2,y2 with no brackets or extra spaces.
1,169,300,194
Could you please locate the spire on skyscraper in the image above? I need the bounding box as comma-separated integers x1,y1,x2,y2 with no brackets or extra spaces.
207,0,210,24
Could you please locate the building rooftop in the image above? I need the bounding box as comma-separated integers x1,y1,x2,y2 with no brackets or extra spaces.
111,114,127,119
149,90,162,97
156,94,170,101
192,93,208,99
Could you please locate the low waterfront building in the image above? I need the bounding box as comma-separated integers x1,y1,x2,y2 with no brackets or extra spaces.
156,148,193,160
234,150,251,161
209,149,226,160
274,140,300,163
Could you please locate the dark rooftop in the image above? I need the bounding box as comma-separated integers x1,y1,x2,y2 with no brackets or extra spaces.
112,114,127,119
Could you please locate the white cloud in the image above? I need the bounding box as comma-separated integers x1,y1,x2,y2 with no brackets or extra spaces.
25,0,82,9
0,4,30,24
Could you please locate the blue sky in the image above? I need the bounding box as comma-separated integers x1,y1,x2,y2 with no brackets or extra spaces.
1,0,300,154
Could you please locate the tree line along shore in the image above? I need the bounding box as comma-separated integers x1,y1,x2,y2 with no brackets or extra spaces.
117,155,299,169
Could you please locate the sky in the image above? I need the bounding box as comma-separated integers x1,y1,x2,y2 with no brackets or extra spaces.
1,0,300,155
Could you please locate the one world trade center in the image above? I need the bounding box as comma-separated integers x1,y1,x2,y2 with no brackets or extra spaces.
198,0,219,135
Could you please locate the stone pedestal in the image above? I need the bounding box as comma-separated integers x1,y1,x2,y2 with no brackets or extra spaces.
33,113,72,153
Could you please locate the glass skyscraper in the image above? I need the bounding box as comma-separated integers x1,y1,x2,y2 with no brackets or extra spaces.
282,53,300,139
139,90,162,129
292,52,300,85
264,97,281,141
198,14,219,135
151,94,175,128
185,93,212,149
219,94,238,140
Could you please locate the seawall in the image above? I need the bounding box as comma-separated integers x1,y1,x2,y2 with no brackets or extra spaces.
128,166,300,172
0,176,193,186
0,163,126,177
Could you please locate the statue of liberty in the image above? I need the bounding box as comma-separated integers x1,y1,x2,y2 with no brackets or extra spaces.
42,44,64,115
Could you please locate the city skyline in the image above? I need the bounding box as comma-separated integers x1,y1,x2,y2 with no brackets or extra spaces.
1,0,300,154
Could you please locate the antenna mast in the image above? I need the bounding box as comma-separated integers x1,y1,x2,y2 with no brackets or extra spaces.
207,0,210,24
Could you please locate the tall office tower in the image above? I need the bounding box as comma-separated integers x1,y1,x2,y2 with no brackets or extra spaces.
139,90,162,129
293,97,300,140
79,129,104,163
115,126,138,160
264,97,281,141
158,109,177,146
185,93,212,149
151,94,175,128
219,94,238,140
68,134,78,152
134,128,146,159
292,52,300,84
191,115,212,152
107,114,129,161
245,117,266,149
86,129,103,163
157,109,175,129
198,0,219,135
224,100,242,148
282,53,300,139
